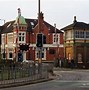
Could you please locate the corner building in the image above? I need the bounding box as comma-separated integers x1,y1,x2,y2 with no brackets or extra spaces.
61,16,89,68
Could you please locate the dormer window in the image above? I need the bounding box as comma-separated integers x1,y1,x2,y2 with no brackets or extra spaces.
30,22,34,26
7,23,11,28
31,22,34,29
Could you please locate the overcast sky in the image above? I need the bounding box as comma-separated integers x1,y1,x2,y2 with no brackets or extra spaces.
0,0,89,29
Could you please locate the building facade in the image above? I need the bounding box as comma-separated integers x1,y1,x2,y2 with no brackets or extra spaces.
1,8,64,63
61,16,89,68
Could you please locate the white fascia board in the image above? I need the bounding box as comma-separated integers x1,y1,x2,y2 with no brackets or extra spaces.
29,44,64,48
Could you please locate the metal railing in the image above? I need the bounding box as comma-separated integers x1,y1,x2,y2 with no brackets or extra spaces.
0,62,49,85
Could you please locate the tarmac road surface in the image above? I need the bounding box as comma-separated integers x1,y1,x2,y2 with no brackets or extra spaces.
0,80,89,90
1,69,89,90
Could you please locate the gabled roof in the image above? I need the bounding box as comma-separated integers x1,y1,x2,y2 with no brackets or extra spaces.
1,18,63,34
44,21,62,33
25,19,62,33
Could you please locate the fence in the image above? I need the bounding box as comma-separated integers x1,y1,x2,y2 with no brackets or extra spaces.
0,62,49,85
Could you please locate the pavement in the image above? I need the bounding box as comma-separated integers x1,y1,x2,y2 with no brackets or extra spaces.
53,67,89,71
0,73,53,89
53,67,89,81
53,67,71,71
0,78,53,89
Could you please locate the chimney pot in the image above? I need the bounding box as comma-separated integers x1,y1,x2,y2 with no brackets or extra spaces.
73,16,77,23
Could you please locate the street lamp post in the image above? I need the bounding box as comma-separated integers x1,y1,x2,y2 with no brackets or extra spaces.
0,19,5,61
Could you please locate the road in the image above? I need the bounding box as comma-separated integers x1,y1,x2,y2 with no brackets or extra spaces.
1,69,89,90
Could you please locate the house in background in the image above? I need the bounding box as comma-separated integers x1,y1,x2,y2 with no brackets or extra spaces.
1,8,64,63
61,16,89,68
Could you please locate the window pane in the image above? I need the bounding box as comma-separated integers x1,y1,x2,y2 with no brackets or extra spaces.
86,31,89,38
37,53,39,58
75,31,84,38
19,26,21,29
18,32,25,42
42,53,44,58
3,53,5,58
9,52,12,58
22,37,24,41
19,33,21,35
19,37,21,41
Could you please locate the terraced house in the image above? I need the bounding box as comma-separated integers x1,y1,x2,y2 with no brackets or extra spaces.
0,8,64,63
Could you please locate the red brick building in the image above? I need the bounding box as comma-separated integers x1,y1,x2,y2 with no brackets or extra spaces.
1,8,64,63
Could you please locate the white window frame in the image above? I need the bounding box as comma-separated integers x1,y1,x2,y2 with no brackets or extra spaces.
2,34,5,44
35,48,46,60
8,50,13,60
7,33,13,43
86,31,89,39
53,33,60,44
13,32,17,43
75,30,84,39
18,32,26,43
